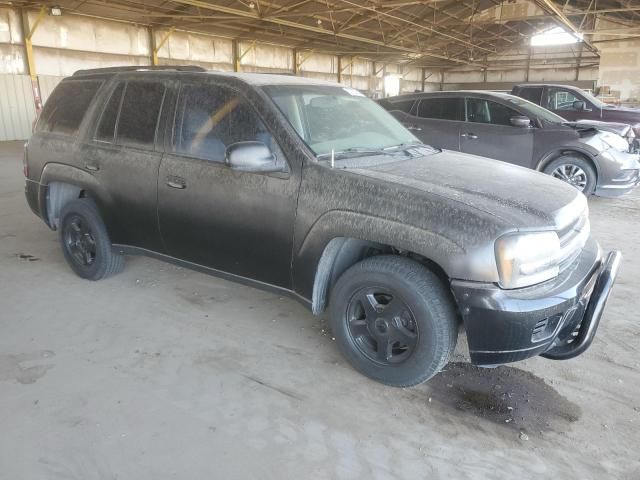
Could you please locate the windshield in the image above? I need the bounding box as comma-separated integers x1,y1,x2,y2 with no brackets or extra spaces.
502,95,567,124
262,85,419,157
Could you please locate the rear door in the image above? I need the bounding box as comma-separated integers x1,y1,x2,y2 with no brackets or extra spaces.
410,97,464,150
459,97,534,167
77,77,171,251
157,81,299,288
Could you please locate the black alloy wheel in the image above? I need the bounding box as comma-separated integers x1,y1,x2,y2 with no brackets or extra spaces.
346,287,418,365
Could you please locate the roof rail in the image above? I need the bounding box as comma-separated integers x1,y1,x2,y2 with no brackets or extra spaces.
73,65,207,76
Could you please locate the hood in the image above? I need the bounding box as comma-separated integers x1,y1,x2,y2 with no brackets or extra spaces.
569,120,633,138
602,104,640,114
347,150,584,230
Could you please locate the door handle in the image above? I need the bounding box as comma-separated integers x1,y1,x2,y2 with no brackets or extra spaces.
166,176,186,189
461,133,478,139
406,125,422,131
85,163,100,171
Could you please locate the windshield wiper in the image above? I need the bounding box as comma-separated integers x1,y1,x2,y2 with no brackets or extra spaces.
383,141,424,150
316,147,387,159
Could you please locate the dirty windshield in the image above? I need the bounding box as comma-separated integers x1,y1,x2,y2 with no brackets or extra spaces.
263,84,421,160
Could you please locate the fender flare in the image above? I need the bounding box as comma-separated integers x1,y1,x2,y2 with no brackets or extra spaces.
39,163,114,230
294,210,465,314
536,146,600,178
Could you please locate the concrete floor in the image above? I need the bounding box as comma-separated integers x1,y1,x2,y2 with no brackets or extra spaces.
1,140,639,479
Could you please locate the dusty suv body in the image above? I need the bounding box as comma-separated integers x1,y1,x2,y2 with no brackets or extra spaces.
24,67,621,386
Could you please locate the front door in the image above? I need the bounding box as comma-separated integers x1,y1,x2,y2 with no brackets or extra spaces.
157,81,300,288
543,86,598,122
77,78,170,252
459,97,534,168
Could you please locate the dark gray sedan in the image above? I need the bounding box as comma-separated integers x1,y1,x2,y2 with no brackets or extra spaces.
379,91,639,196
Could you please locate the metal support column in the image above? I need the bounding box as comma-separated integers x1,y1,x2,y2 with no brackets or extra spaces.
20,6,46,113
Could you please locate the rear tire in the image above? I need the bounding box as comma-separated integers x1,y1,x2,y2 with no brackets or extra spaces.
59,198,124,280
329,255,458,387
544,156,596,195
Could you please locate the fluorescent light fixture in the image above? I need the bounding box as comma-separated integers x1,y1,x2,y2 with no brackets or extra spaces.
531,27,583,46
383,74,400,97
49,6,63,16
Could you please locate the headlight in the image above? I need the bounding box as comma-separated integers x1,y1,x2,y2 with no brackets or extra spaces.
495,232,560,289
600,132,631,153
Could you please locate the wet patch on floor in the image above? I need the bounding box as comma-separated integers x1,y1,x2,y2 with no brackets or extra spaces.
416,362,581,436
0,350,55,384
16,253,40,261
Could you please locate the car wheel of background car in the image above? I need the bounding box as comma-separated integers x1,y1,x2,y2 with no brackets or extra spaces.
544,156,597,195
59,198,124,280
329,255,458,387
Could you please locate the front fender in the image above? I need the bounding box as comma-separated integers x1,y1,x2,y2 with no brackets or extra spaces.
537,142,600,175
292,209,469,301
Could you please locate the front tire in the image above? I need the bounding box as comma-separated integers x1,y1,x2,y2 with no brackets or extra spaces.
329,255,458,387
544,156,596,195
59,198,124,280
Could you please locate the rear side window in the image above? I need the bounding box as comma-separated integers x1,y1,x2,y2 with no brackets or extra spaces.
95,83,125,143
38,80,102,136
517,87,543,105
465,98,519,126
417,98,463,121
116,81,166,148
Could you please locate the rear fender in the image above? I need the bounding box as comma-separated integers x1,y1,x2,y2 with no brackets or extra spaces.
40,163,114,230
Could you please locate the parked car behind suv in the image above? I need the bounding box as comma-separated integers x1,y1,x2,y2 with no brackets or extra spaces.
379,91,640,196
512,83,640,147
25,66,621,387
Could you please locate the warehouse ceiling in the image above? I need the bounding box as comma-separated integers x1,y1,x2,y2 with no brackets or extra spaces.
9,0,640,68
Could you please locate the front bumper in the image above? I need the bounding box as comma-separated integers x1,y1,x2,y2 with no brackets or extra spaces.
451,238,622,366
595,149,640,197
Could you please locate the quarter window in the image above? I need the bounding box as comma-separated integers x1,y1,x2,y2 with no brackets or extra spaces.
387,99,415,113
95,83,124,143
116,81,166,148
38,80,102,136
175,83,281,166
465,98,519,126
417,98,463,121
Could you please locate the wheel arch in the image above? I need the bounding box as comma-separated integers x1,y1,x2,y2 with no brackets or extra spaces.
310,236,451,315
536,148,599,180
40,163,113,230
300,210,463,315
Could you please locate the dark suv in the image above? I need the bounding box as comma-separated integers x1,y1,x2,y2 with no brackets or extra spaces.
379,91,640,196
25,66,621,386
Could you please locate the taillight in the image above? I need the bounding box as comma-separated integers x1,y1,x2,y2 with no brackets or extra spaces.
23,143,29,178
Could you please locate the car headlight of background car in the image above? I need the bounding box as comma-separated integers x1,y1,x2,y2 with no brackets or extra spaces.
495,232,561,289
600,131,632,153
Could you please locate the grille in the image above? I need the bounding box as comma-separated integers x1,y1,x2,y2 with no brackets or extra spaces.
532,318,548,336
557,212,590,272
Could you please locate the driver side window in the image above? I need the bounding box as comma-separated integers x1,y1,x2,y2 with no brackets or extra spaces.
174,83,285,170
546,88,581,111
465,98,519,126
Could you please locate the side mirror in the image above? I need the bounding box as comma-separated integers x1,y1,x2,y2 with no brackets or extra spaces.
573,100,586,111
225,141,281,172
510,116,531,128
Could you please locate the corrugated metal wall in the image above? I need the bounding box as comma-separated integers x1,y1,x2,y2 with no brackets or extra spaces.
0,74,37,141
